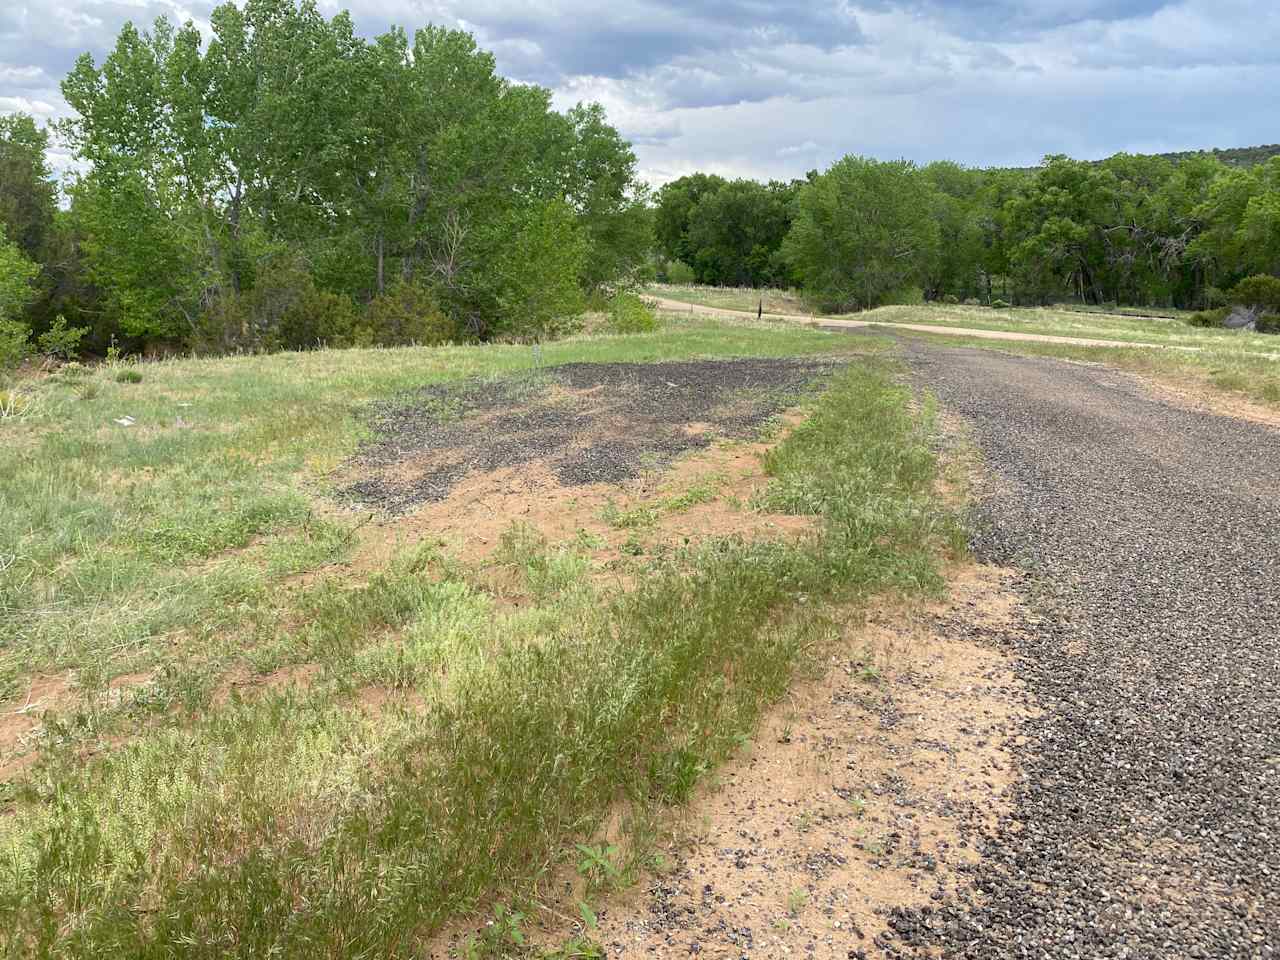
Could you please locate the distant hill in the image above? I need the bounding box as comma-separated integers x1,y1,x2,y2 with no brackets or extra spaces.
1150,144,1280,167
1004,144,1280,173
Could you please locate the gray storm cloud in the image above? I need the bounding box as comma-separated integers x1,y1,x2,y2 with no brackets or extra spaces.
1,0,1277,184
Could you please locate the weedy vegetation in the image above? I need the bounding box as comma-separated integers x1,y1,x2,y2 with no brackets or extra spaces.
0,315,960,957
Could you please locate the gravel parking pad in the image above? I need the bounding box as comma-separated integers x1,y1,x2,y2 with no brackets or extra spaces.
339,358,843,513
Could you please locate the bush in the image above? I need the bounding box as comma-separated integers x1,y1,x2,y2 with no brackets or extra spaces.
276,288,359,350
665,260,696,285
193,292,250,355
363,281,462,347
1186,308,1228,328
990,298,1011,309
1257,314,1280,335
115,368,143,384
888,285,925,306
38,315,89,360
941,294,960,304
0,317,30,370
606,293,658,334
1229,275,1280,313
1204,285,1229,309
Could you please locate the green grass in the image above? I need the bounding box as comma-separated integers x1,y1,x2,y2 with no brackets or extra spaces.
0,317,845,689
647,290,1279,409
0,317,953,957
1049,302,1198,322
890,326,1280,409
647,283,811,316
855,303,1280,356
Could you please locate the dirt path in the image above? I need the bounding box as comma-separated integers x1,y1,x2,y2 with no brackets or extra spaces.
651,296,1181,350
881,342,1280,958
533,564,1037,959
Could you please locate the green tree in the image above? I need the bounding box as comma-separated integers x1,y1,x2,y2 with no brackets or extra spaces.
783,157,939,311
653,173,727,273
0,114,57,265
57,4,649,350
0,225,40,366
494,200,587,341
920,161,984,300
561,103,653,293
686,179,795,287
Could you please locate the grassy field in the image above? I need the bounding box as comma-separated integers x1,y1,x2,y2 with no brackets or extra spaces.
860,303,1280,356
887,327,1280,407
647,283,811,316
651,286,1280,408
0,316,959,957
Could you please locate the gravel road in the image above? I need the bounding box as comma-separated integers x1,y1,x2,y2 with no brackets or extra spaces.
889,343,1279,958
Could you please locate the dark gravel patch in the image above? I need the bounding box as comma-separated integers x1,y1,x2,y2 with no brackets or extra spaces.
340,358,842,513
885,343,1279,958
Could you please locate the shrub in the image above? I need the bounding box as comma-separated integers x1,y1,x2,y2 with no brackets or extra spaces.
192,292,249,355
606,293,658,334
1186,308,1227,328
1257,314,1280,335
0,387,31,418
37,314,89,360
941,294,960,304
1204,285,1229,309
0,317,29,370
665,260,696,285
1229,275,1280,313
363,281,462,347
115,369,143,384
276,288,359,350
990,298,1011,309
888,285,925,306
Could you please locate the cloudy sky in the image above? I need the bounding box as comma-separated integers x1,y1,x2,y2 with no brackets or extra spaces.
2,0,1278,185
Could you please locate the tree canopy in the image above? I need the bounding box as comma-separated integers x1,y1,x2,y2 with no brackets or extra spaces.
0,0,653,355
654,149,1280,311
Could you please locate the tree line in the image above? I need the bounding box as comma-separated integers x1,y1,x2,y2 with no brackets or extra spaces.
0,0,652,363
655,151,1280,313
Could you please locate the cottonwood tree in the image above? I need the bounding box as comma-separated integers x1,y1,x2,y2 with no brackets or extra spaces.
783,156,940,311
56,0,650,348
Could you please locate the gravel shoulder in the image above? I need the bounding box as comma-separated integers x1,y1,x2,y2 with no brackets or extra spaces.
887,343,1280,959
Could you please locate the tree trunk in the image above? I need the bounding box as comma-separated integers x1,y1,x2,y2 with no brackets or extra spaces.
376,232,385,296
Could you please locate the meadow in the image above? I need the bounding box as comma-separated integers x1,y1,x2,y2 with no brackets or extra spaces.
0,315,961,957
652,286,1280,408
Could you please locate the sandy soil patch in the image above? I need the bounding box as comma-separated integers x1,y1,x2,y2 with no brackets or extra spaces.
427,563,1036,958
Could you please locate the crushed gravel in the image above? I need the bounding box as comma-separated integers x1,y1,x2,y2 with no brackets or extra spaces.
889,343,1280,959
339,358,842,513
